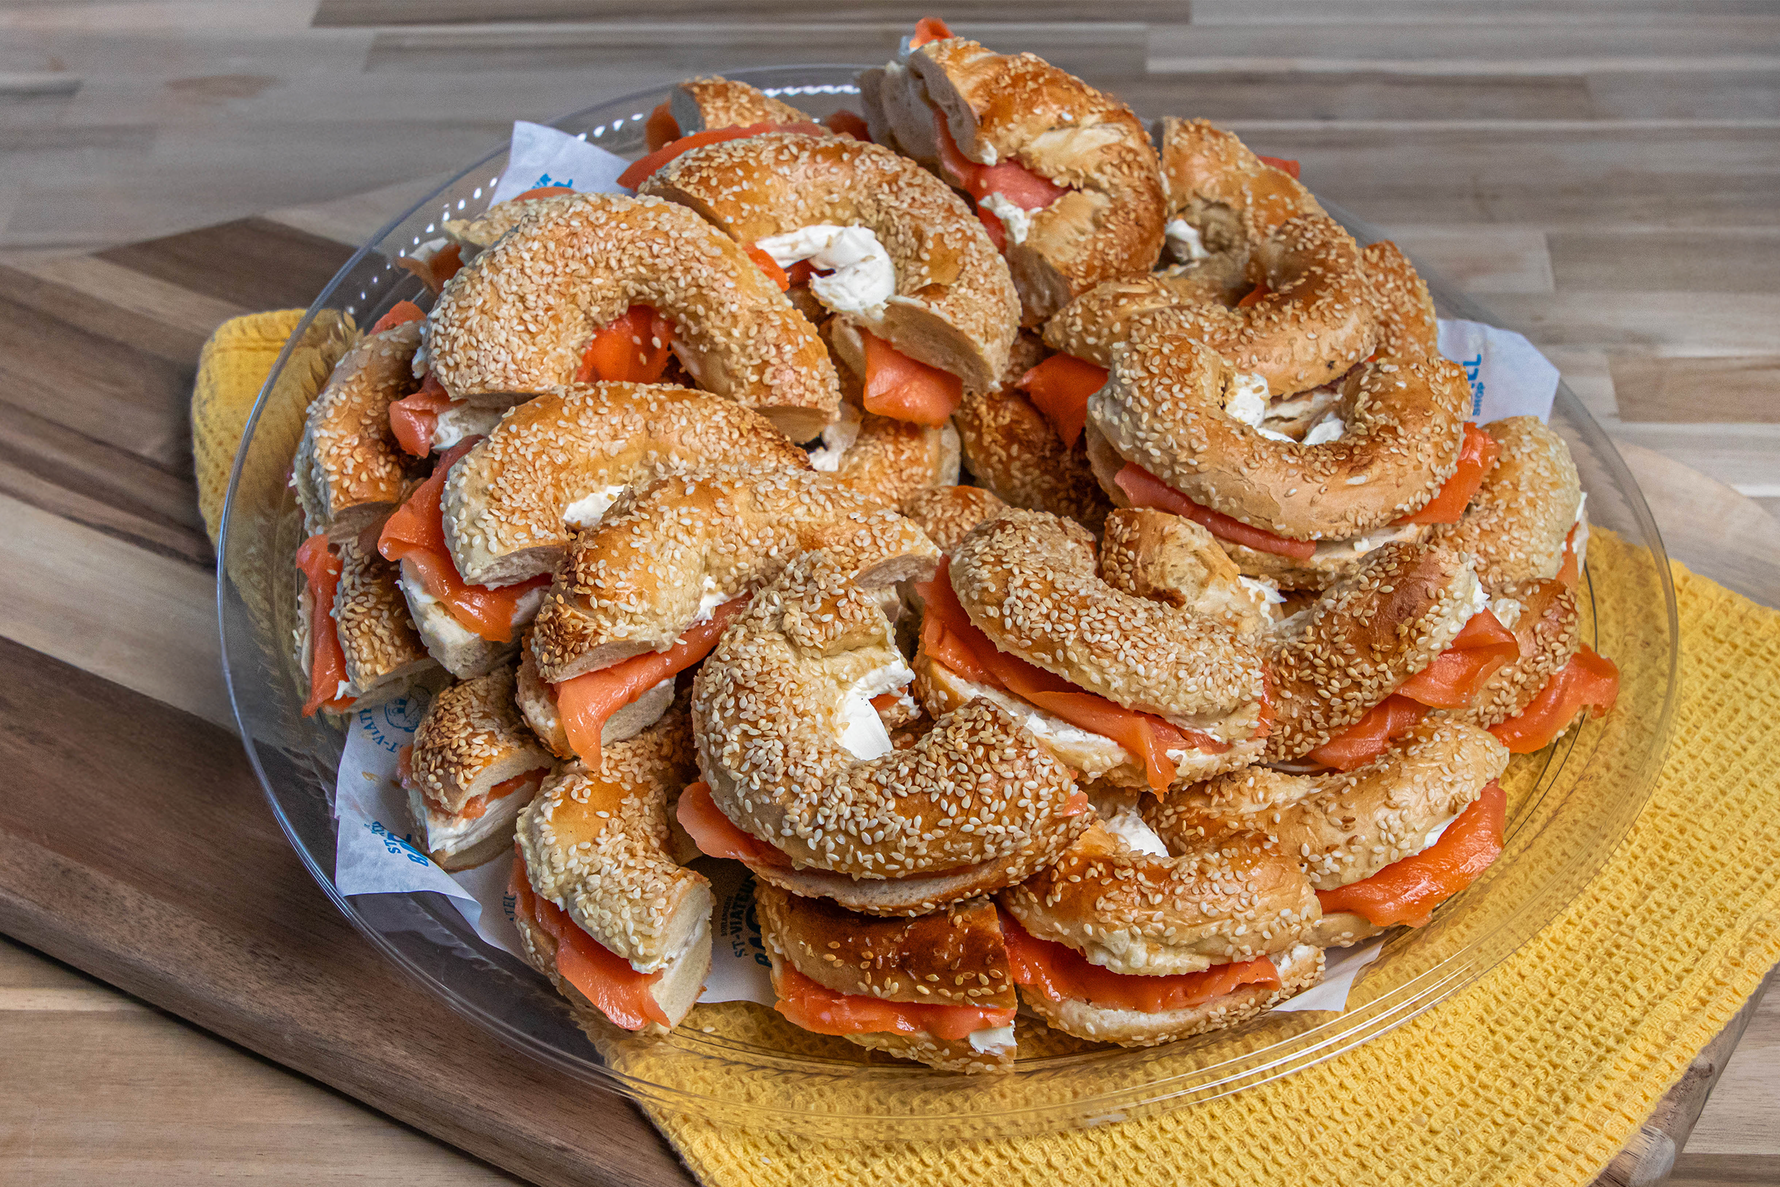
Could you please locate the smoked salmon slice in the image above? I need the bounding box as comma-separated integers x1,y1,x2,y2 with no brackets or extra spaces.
296,533,352,717
862,331,964,426
674,780,792,868
508,853,669,1030
552,598,745,760
574,305,676,384
1001,911,1281,1013
377,441,550,643
1018,354,1108,449
1113,463,1318,561
387,374,457,457
1316,781,1505,927
1488,646,1619,754
773,962,1014,1042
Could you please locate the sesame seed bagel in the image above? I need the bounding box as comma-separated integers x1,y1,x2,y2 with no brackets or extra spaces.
886,37,1167,325
440,382,809,588
512,704,713,1035
404,665,552,870
821,410,962,513
1158,117,1327,263
668,75,815,136
1045,215,1376,400
642,133,1020,391
514,641,677,760
1432,416,1583,594
424,191,840,438
902,485,1009,554
1086,328,1470,543
1459,578,1580,730
1096,508,1279,637
999,819,1320,977
531,469,940,683
517,703,709,975
1361,239,1440,359
293,319,423,540
1262,541,1484,762
1017,940,1323,1048
692,553,1088,914
755,885,1019,1073
949,509,1270,748
309,536,438,710
1149,718,1508,894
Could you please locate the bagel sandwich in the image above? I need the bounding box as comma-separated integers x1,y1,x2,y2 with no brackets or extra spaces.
400,665,552,870
683,552,1089,916
912,509,1271,793
1152,719,1509,948
512,704,712,1035
998,821,1324,1046
755,884,1019,1072
295,532,438,718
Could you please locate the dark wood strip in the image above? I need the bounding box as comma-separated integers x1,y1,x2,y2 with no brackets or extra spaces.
1669,1153,1780,1185
0,261,217,367
96,218,357,314
0,291,196,471
1610,356,1780,425
0,635,693,1187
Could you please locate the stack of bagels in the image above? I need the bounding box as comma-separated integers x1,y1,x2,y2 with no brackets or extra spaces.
288,17,1620,1074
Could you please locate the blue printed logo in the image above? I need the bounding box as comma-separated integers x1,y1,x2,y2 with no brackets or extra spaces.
535,172,574,189
367,819,431,866
359,694,425,753
1460,353,1485,417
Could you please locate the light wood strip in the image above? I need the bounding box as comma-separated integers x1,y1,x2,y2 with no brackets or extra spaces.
0,492,227,727
1548,229,1780,294
0,986,148,1011
1610,356,1780,425
8,255,254,343
1383,224,1555,294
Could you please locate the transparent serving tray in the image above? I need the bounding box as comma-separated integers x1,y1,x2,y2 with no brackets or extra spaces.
218,65,1680,1140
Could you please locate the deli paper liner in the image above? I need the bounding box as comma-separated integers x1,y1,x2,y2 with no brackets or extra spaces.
328,142,1561,1016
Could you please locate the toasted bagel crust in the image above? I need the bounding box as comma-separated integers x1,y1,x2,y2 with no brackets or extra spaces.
1046,215,1376,399
531,469,940,682
1460,578,1581,729
902,485,1009,554
1432,417,1582,594
331,536,437,703
441,382,809,588
1097,508,1274,636
1150,719,1508,890
956,386,1112,535
425,192,839,437
1086,329,1470,542
1000,821,1319,976
1018,942,1324,1047
828,414,961,512
949,510,1268,737
903,38,1167,325
671,75,815,133
1361,240,1440,359
644,133,1019,391
408,666,551,816
294,319,422,540
692,554,1086,905
1158,118,1327,256
757,885,1016,1009
517,704,710,974
1262,542,1481,762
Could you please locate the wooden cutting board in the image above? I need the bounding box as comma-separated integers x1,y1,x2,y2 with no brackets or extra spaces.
0,212,1774,1187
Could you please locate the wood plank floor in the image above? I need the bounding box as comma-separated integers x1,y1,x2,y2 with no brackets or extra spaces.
0,2,1776,1183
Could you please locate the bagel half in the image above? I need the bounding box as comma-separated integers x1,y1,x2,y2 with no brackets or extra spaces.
425,192,840,439
512,704,712,1035
643,132,1019,392
901,485,1009,554
1431,416,1582,594
440,382,810,588
404,665,553,870
755,885,1019,1073
293,318,423,540
298,535,438,714
688,552,1088,915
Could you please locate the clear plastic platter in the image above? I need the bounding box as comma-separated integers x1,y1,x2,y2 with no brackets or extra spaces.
218,65,1680,1140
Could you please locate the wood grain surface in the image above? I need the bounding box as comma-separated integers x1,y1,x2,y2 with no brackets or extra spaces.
0,2,1777,1185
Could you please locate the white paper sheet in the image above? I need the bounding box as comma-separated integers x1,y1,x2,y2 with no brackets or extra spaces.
1436,317,1561,425
487,120,632,205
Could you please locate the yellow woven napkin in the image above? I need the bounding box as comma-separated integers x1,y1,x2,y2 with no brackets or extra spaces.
193,313,1780,1187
